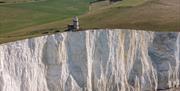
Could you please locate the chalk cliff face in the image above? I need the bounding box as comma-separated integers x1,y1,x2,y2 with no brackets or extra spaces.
0,29,179,91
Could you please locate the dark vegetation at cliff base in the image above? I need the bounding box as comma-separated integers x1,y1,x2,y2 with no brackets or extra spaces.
0,0,179,44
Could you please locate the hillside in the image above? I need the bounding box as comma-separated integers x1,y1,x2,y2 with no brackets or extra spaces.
0,0,91,43
0,0,41,3
80,0,180,31
0,0,90,33
0,0,179,44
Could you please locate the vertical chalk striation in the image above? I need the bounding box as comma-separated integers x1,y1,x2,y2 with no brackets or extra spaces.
0,29,179,91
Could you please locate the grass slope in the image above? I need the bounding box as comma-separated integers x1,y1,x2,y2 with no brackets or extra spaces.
80,0,180,31
0,0,90,33
0,0,43,3
0,0,179,44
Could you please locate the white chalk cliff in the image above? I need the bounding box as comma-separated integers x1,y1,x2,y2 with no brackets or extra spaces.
0,29,179,91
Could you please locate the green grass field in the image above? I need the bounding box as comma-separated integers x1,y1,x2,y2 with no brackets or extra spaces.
0,0,91,43
0,0,179,44
0,0,90,33
0,0,42,3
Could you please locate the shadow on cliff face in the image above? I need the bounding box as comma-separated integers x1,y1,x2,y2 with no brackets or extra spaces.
148,32,180,90
42,35,64,91
42,32,89,90
0,72,4,91
66,32,88,90
91,31,111,90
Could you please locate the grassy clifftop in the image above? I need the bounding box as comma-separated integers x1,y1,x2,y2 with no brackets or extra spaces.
0,0,179,44
80,0,180,31
0,0,90,33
